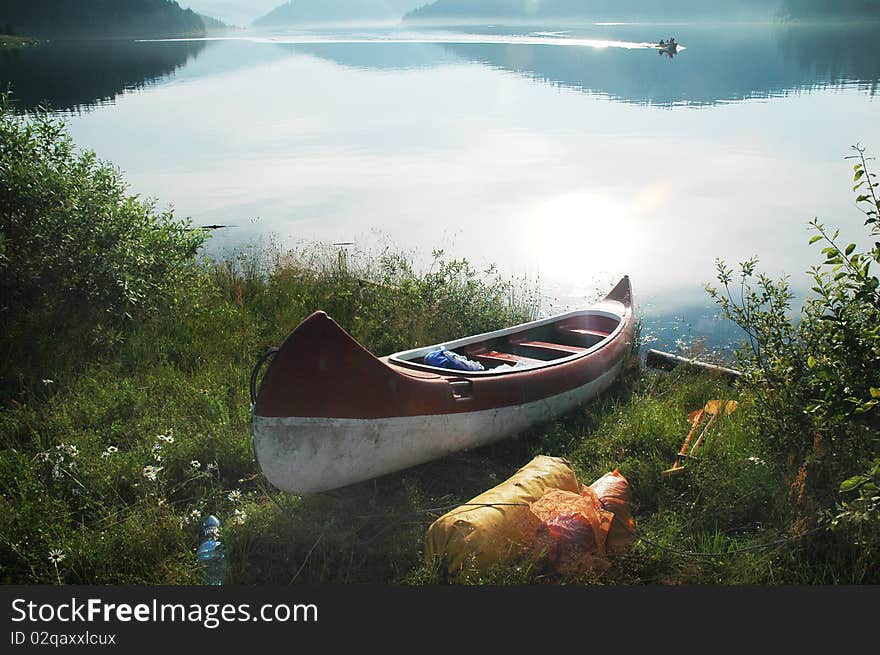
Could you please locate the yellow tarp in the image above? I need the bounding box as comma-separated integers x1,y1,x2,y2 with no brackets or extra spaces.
425,455,579,577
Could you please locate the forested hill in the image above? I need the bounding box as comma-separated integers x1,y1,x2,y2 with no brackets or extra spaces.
2,0,209,39
404,0,781,23
403,0,880,23
780,0,880,19
252,1,426,27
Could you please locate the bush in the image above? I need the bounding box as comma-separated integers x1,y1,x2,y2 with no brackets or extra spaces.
708,145,880,578
0,96,206,398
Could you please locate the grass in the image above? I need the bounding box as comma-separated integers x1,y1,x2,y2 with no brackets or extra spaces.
0,240,868,585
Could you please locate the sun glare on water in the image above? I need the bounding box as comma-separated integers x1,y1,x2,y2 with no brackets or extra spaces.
519,191,636,287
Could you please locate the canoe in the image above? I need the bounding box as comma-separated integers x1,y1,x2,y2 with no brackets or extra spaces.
251,276,634,493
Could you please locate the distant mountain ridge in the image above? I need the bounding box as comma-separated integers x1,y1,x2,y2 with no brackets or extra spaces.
3,0,210,39
404,0,782,22
403,0,880,23
253,1,427,27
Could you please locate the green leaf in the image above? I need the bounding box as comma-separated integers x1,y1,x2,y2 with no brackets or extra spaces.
807,355,816,368
809,235,822,244
870,387,880,398
845,243,856,256
839,476,868,493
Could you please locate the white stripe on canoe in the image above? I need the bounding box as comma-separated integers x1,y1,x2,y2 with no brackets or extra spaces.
252,359,623,494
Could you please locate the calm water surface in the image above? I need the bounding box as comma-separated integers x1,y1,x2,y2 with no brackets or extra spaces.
3,23,878,352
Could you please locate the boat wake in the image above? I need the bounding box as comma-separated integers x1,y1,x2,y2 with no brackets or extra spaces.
145,32,682,52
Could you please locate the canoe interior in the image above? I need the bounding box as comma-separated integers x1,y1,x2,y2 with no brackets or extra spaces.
389,309,622,374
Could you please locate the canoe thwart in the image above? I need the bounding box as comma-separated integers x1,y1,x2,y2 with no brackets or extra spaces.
473,350,544,367
514,340,587,356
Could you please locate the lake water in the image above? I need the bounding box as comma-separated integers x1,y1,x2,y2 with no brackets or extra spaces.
3,22,878,354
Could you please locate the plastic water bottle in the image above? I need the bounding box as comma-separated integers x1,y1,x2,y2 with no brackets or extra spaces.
197,515,227,585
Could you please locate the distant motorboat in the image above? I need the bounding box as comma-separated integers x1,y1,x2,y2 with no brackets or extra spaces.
656,40,680,55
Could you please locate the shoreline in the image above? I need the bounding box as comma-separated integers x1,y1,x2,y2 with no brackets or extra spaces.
0,35,40,49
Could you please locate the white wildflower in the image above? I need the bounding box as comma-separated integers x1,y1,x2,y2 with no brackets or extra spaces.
142,465,163,481
232,508,247,525
48,548,65,564
747,456,766,466
227,490,242,503
56,444,78,459
101,446,118,459
190,460,201,470
42,379,55,385
206,462,218,473
158,431,174,444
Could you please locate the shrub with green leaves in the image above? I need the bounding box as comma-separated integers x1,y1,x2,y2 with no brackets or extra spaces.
0,96,206,397
708,145,880,575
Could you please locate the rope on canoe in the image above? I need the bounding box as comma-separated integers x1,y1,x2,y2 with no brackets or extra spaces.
249,347,279,407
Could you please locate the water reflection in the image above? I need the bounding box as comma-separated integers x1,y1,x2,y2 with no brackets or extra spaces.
0,40,206,113
438,24,879,105
1,23,877,353
775,23,880,96
2,24,877,112
260,24,880,106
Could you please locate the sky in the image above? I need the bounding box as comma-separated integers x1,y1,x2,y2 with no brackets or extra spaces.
180,1,282,26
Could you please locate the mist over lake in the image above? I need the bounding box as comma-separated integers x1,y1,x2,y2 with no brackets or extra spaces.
4,21,877,352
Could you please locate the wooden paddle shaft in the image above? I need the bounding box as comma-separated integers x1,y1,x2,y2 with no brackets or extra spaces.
672,409,706,470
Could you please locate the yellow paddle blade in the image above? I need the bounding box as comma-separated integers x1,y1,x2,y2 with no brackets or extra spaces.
704,399,740,415
704,399,723,414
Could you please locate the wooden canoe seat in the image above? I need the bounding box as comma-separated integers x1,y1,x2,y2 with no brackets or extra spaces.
516,341,586,356
473,351,544,367
567,328,611,340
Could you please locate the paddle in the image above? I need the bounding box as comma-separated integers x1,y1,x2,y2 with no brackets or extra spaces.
663,408,706,478
690,400,738,456
663,399,738,477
